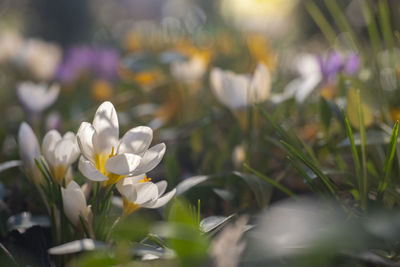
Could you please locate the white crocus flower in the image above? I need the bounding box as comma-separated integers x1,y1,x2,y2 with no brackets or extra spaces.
42,130,80,184
18,123,80,184
0,31,23,63
62,181,92,226
271,54,322,104
18,122,42,183
116,174,176,215
170,55,207,84
210,63,270,110
77,101,166,186
17,82,60,113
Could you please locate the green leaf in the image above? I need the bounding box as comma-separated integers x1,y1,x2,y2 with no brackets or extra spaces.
320,97,332,131
286,156,323,195
356,89,368,210
343,112,362,197
323,0,360,50
305,1,337,44
232,171,272,207
280,141,337,195
378,0,394,52
243,164,298,199
361,0,380,59
378,121,399,194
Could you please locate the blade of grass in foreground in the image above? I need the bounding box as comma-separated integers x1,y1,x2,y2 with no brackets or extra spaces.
323,0,360,50
305,1,337,45
343,112,362,198
286,156,323,195
256,104,299,149
378,121,399,195
280,141,337,195
356,89,368,210
378,0,394,53
244,163,298,199
256,104,319,166
361,0,380,61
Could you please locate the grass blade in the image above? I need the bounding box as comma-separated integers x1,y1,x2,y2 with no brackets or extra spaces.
378,0,394,52
244,163,298,199
361,0,380,60
343,111,362,196
286,156,323,194
356,89,368,210
323,0,360,50
280,141,337,195
305,1,337,44
378,121,399,194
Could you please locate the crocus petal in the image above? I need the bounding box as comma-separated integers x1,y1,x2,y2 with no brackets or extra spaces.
77,122,95,161
129,143,166,176
156,181,168,197
210,68,249,109
18,122,41,171
105,153,141,175
62,180,88,225
133,182,158,205
78,156,108,182
63,131,76,140
144,188,176,209
42,84,60,109
249,63,270,103
92,101,119,155
17,82,60,112
117,126,153,155
42,130,62,166
116,175,144,202
54,138,80,166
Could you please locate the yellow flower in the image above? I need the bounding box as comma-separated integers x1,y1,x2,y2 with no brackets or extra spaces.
90,79,114,102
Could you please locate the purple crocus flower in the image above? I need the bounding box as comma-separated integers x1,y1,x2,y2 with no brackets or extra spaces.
343,52,360,76
57,45,119,83
318,51,360,82
319,52,343,81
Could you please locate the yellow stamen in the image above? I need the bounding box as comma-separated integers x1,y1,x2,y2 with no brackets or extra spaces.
108,146,116,158
122,197,140,215
94,146,126,187
139,175,151,183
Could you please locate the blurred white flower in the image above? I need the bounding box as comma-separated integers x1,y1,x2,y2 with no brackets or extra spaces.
19,39,62,81
271,54,322,104
170,55,207,84
77,101,166,186
62,180,92,226
0,31,23,63
116,174,176,215
42,130,80,184
17,82,60,113
220,0,298,36
18,122,42,183
210,63,270,109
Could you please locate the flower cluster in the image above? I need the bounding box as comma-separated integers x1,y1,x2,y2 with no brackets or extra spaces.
18,101,175,232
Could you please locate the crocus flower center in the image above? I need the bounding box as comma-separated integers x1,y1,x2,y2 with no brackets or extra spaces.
122,197,140,215
51,165,67,185
140,175,151,183
94,146,125,186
